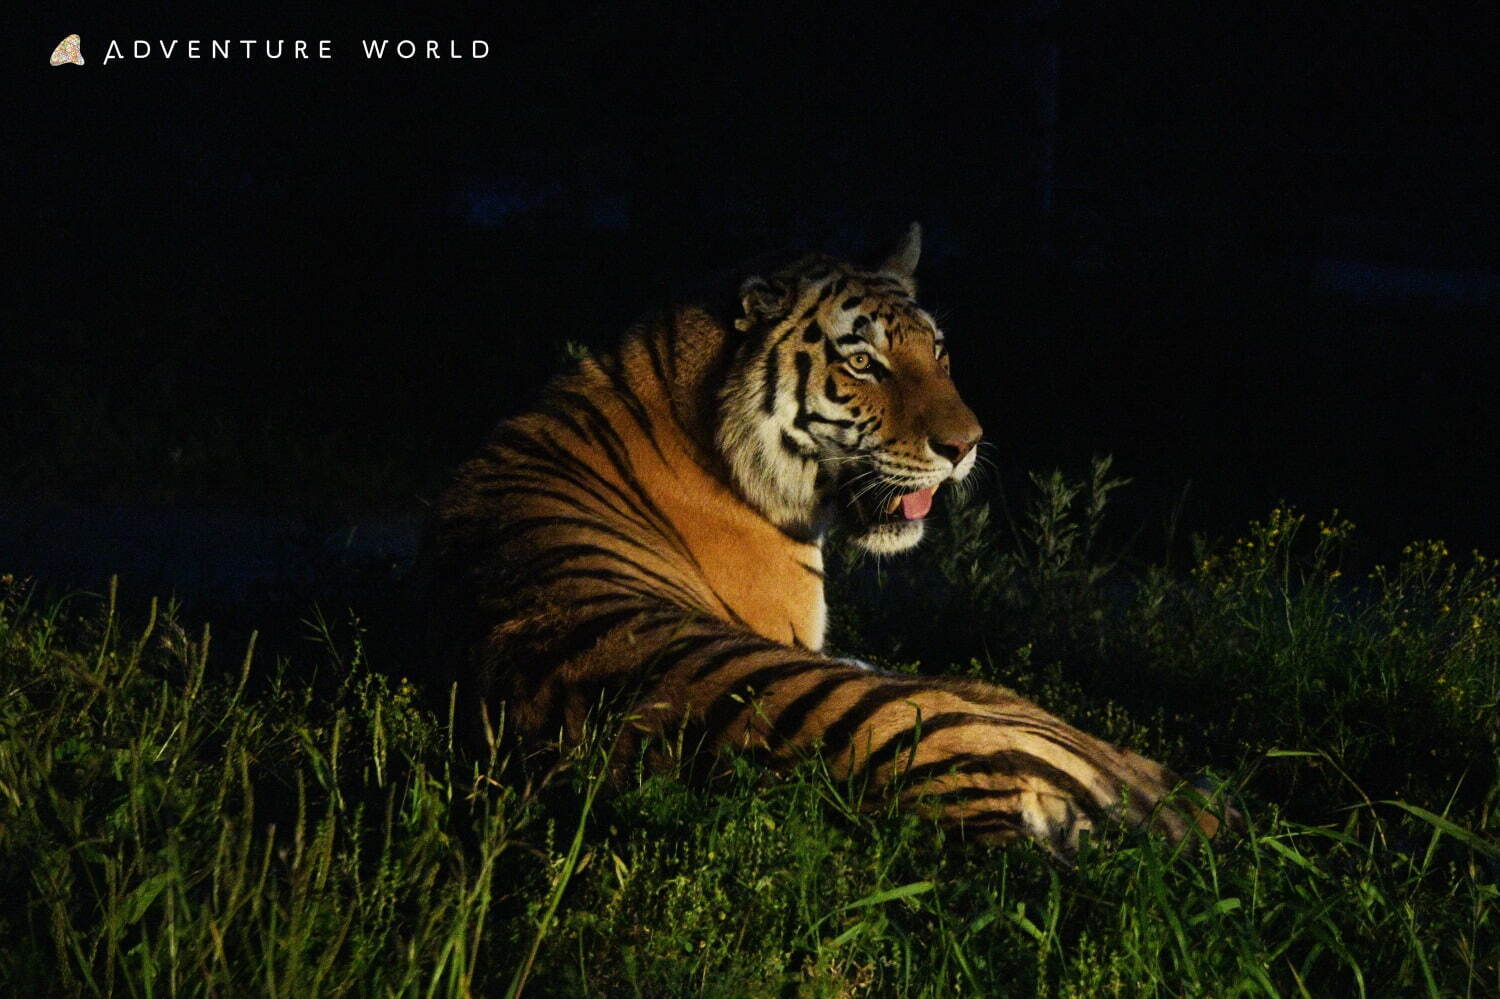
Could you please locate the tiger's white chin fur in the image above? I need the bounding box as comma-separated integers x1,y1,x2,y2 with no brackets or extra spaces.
852,518,926,554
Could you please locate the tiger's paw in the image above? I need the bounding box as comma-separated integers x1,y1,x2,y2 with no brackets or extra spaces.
1017,790,1097,857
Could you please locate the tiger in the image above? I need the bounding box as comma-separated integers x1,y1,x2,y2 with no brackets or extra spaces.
423,224,1227,851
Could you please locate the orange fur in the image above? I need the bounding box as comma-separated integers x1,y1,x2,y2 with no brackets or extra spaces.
423,236,1230,850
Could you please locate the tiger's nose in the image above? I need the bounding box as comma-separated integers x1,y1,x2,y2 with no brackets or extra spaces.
930,435,980,464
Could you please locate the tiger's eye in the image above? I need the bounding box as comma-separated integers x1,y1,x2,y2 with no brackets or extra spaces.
846,352,872,371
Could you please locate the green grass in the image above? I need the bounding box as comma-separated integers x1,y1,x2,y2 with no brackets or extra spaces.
2,466,1497,996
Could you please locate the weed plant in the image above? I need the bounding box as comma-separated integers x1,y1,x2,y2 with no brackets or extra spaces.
2,462,1496,996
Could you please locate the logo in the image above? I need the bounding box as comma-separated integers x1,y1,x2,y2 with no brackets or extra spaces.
50,34,84,66
44,33,495,67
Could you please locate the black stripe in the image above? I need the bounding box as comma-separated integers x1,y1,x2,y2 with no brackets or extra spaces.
771,324,801,352
512,544,702,604
526,568,693,608
791,352,857,432
551,389,633,461
500,462,649,530
780,430,814,459
792,351,812,419
660,322,682,382
499,473,655,536
641,330,698,445
800,414,856,430
537,399,592,442
907,786,1025,806
966,711,1133,782
857,712,1088,783
528,565,668,593
814,681,924,760
641,330,672,390
768,670,861,746
849,712,1006,779
535,440,664,535
565,592,656,614
493,428,659,535
487,514,667,560
776,519,819,544
685,639,777,684
802,319,824,344
535,564,707,610
598,354,670,464
583,433,704,572
644,630,734,673
554,554,707,609
539,420,704,579
488,426,555,463
761,350,780,414
824,374,853,404
952,817,1025,838
874,739,1107,822
532,607,650,671
514,611,680,689
893,751,1006,787
696,662,812,745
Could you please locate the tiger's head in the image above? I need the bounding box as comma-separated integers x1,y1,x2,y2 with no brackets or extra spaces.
716,224,983,554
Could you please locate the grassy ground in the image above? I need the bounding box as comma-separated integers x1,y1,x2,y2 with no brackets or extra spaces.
1,465,1497,997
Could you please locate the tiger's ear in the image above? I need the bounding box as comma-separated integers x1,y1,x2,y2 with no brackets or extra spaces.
735,275,793,332
879,222,922,292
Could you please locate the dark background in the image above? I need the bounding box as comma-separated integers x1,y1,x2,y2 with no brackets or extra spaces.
8,3,1499,592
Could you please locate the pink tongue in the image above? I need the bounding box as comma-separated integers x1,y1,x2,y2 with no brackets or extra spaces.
899,487,935,520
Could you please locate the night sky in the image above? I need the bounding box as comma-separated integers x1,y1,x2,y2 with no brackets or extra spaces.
11,3,1500,584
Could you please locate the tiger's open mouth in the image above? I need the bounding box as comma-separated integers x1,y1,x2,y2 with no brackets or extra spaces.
842,478,941,529
886,487,935,521
834,477,942,554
